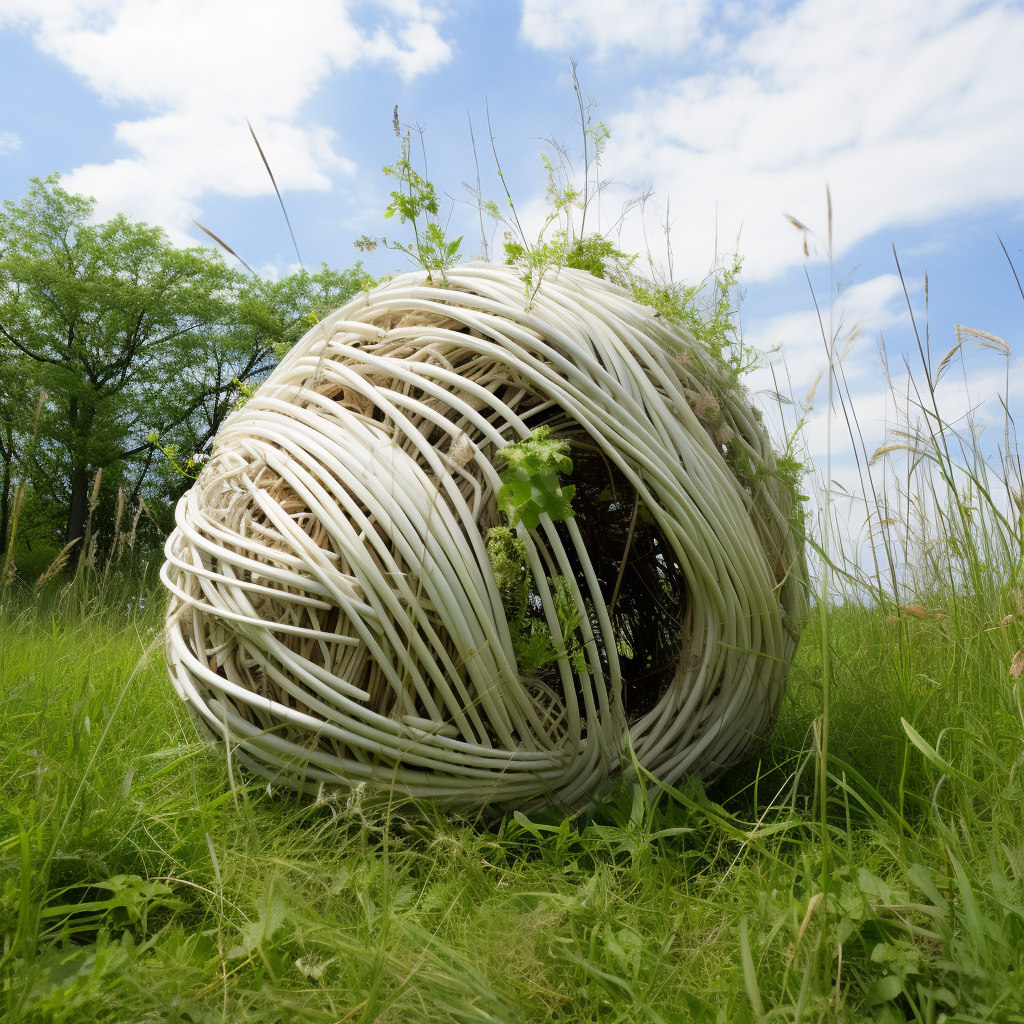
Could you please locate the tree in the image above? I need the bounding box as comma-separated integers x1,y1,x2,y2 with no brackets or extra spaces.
142,263,372,538
0,348,32,555
169,262,373,461
0,175,373,569
0,174,238,559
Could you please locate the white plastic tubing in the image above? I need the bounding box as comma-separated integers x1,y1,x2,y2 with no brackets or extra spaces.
162,264,806,812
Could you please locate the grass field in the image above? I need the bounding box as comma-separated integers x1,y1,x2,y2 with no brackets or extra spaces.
1,558,1022,1023
2,268,1024,1021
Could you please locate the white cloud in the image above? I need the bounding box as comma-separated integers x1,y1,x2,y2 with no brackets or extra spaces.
745,273,909,398
0,0,451,241
740,273,906,524
737,263,1022,583
796,355,1020,578
0,130,22,153
744,270,1016,468
524,0,1024,283
520,0,709,56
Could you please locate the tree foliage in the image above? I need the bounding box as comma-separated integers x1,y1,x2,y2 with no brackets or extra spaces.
0,174,367,571
0,174,241,558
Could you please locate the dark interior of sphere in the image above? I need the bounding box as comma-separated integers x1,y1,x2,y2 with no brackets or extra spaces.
538,434,689,723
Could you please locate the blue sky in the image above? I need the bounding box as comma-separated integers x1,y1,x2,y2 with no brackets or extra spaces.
2,0,1023,565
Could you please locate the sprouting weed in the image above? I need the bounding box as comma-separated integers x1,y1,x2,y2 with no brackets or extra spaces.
355,107,462,285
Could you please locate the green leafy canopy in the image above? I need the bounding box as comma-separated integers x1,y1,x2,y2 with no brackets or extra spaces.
0,173,371,563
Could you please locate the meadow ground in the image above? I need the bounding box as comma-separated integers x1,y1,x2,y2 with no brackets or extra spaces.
1,567,1022,1023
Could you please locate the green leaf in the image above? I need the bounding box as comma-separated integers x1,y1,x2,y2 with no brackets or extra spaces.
901,718,974,785
869,974,905,1004
497,426,576,528
739,916,764,1019
948,851,998,946
229,882,288,958
907,863,948,911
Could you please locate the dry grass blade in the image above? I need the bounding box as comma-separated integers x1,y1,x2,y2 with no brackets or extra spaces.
997,233,1024,303
898,604,946,620
871,442,914,464
1011,647,1024,678
246,118,303,268
193,220,256,275
758,389,793,405
871,425,935,465
784,213,810,256
838,321,865,362
985,614,1015,632
32,389,46,432
2,486,25,578
125,500,144,551
826,183,833,255
937,337,964,380
793,891,823,954
114,487,125,536
805,370,824,410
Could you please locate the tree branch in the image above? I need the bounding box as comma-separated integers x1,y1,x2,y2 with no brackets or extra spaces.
0,321,67,368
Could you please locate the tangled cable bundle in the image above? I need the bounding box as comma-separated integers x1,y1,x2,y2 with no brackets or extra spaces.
163,263,807,812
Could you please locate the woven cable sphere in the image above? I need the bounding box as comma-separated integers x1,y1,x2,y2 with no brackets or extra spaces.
162,264,807,812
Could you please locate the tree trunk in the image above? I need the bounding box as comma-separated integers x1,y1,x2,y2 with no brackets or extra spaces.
65,466,89,567
0,454,10,555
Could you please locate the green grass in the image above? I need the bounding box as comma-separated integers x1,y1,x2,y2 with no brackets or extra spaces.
1,573,1022,1023
3,249,1023,1020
